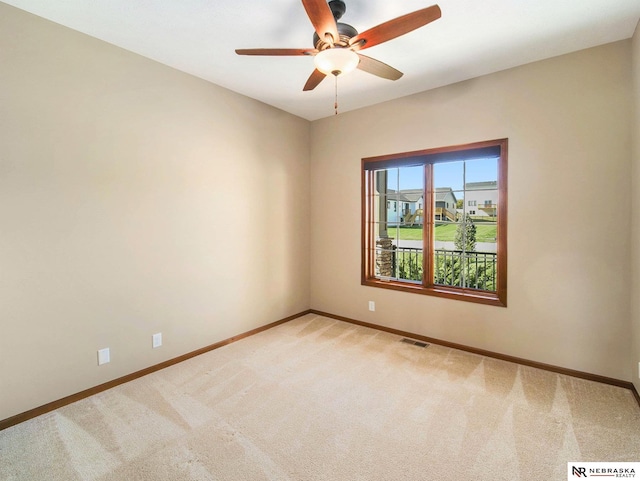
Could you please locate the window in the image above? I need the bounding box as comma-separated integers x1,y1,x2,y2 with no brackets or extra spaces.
361,139,507,307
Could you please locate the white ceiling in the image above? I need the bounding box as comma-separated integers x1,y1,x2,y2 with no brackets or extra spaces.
3,0,640,121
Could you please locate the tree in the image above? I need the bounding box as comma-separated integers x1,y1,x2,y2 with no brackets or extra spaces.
454,214,477,252
456,199,464,209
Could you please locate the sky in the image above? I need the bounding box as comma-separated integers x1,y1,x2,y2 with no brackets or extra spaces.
385,158,498,197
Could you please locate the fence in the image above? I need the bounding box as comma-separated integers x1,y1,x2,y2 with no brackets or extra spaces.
391,247,497,291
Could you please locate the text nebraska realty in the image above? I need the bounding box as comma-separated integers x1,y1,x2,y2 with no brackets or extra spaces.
579,467,636,478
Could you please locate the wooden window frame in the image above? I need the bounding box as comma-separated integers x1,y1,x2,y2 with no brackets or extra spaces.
361,139,508,307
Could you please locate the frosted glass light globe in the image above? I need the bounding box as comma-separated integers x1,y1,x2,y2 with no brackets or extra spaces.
314,48,359,76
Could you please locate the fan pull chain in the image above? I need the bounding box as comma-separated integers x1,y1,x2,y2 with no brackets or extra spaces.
334,74,339,115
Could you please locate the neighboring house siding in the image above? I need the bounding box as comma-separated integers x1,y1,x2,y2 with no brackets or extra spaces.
465,181,498,219
387,189,424,225
387,199,400,224
435,188,457,222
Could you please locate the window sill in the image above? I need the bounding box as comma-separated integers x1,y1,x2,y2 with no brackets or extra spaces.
362,278,507,307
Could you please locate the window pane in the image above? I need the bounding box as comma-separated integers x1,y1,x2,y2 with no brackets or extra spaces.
434,221,457,250
366,165,422,282
434,161,464,191
433,220,461,287
386,195,401,224
398,165,423,190
474,221,497,248
373,223,398,242
466,157,497,184
394,165,424,282
434,162,462,225
385,168,399,192
396,221,423,283
463,250,497,291
395,224,423,242
465,158,498,222
433,216,498,291
396,247,423,283
434,248,464,287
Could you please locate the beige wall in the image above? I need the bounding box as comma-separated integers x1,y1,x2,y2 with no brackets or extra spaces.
0,3,310,421
310,41,633,380
1,1,637,423
631,20,640,393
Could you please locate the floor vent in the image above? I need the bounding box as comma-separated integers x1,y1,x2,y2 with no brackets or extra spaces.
400,338,429,348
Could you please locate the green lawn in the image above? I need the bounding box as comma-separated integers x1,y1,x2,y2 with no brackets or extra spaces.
392,226,424,240
392,224,497,243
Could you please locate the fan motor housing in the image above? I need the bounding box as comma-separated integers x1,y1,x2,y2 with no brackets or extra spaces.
313,22,358,49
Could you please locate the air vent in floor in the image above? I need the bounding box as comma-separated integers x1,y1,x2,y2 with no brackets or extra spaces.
400,338,429,348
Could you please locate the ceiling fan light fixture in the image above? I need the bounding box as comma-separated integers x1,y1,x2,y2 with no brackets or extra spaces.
314,48,359,76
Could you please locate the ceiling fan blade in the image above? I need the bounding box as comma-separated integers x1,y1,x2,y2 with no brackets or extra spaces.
301,0,340,45
349,4,441,51
303,69,327,91
356,54,403,80
235,48,317,56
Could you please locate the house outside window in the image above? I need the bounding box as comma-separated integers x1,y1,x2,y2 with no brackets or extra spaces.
465,182,499,220
361,139,508,307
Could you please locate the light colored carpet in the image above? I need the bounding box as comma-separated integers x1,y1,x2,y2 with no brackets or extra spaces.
1,314,639,480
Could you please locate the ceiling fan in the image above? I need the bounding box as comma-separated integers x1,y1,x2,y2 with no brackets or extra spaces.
235,0,441,91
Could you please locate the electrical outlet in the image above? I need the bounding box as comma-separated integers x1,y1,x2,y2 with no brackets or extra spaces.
97,348,110,365
152,332,162,348
368,301,375,312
